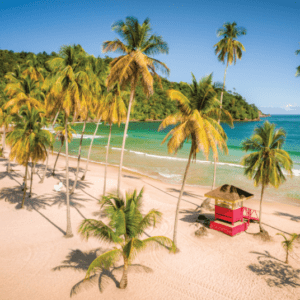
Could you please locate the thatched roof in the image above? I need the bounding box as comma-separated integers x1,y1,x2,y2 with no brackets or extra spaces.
204,184,254,203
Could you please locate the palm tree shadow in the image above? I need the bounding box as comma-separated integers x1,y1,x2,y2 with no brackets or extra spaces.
0,186,51,210
0,168,23,186
141,180,199,207
273,211,300,223
250,250,283,263
180,209,214,225
167,188,204,200
248,252,300,288
53,248,153,296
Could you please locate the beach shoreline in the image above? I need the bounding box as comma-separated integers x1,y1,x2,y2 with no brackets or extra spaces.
0,150,300,300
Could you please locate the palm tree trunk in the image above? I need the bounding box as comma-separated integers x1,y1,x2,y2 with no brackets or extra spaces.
32,162,36,174
81,117,101,181
52,109,60,127
1,127,6,157
286,250,289,264
22,162,29,208
173,147,193,250
29,162,34,197
65,118,73,238
52,144,62,176
103,123,112,197
119,257,129,289
212,61,229,190
7,149,11,172
70,120,86,194
117,75,137,197
259,183,265,232
40,151,48,183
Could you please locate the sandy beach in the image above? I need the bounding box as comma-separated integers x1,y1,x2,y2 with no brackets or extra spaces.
0,151,300,300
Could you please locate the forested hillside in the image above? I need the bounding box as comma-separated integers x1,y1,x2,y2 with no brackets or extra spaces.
0,49,259,121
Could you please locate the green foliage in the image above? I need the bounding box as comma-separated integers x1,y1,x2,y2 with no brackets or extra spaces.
0,49,260,122
241,121,293,188
78,188,175,284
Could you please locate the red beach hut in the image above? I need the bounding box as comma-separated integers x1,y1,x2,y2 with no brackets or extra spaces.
204,184,259,236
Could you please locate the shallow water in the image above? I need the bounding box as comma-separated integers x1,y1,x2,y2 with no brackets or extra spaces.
52,115,300,206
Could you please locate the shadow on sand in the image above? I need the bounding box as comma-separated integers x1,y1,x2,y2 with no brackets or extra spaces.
273,211,300,223
248,251,300,288
53,248,152,296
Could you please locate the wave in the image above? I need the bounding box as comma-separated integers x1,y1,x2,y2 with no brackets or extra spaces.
158,172,182,180
45,128,104,139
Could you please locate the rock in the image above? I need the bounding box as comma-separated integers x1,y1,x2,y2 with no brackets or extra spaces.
195,226,208,237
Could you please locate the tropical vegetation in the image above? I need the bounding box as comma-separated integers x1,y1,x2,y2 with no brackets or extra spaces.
241,121,293,233
6,106,53,206
102,16,169,196
159,73,229,249
276,233,299,264
212,21,246,189
78,188,175,289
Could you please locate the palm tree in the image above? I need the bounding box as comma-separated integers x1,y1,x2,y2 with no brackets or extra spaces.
102,16,169,196
212,22,246,189
6,106,53,206
52,114,75,176
276,233,299,264
4,75,44,114
159,76,229,249
45,44,90,237
241,121,293,233
295,43,300,77
0,105,12,159
70,70,95,194
81,57,109,181
101,84,128,196
78,188,175,290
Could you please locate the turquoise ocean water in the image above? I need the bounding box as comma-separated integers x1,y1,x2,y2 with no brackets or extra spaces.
52,115,300,206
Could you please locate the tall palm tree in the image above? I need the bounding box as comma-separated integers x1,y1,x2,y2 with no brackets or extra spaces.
102,16,169,196
79,188,175,290
70,72,95,194
241,121,293,233
159,76,228,249
101,84,128,196
0,104,12,159
212,22,246,189
295,43,300,77
6,106,53,206
45,44,90,237
52,114,75,176
81,57,109,181
276,233,299,264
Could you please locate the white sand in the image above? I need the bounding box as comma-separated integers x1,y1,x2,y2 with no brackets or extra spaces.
0,151,300,300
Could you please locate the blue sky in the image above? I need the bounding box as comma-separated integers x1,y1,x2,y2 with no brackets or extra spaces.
1,0,300,114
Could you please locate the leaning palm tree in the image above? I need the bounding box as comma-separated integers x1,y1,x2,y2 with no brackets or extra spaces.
241,121,293,233
79,188,175,290
159,80,228,249
295,43,300,77
101,84,128,196
45,44,90,237
81,56,108,181
70,73,95,195
276,233,299,264
52,114,75,176
102,16,169,196
6,106,53,206
212,22,246,189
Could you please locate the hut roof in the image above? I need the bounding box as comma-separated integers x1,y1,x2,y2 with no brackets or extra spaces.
204,184,254,203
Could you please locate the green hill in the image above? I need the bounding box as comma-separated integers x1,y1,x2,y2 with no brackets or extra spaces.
0,49,260,121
